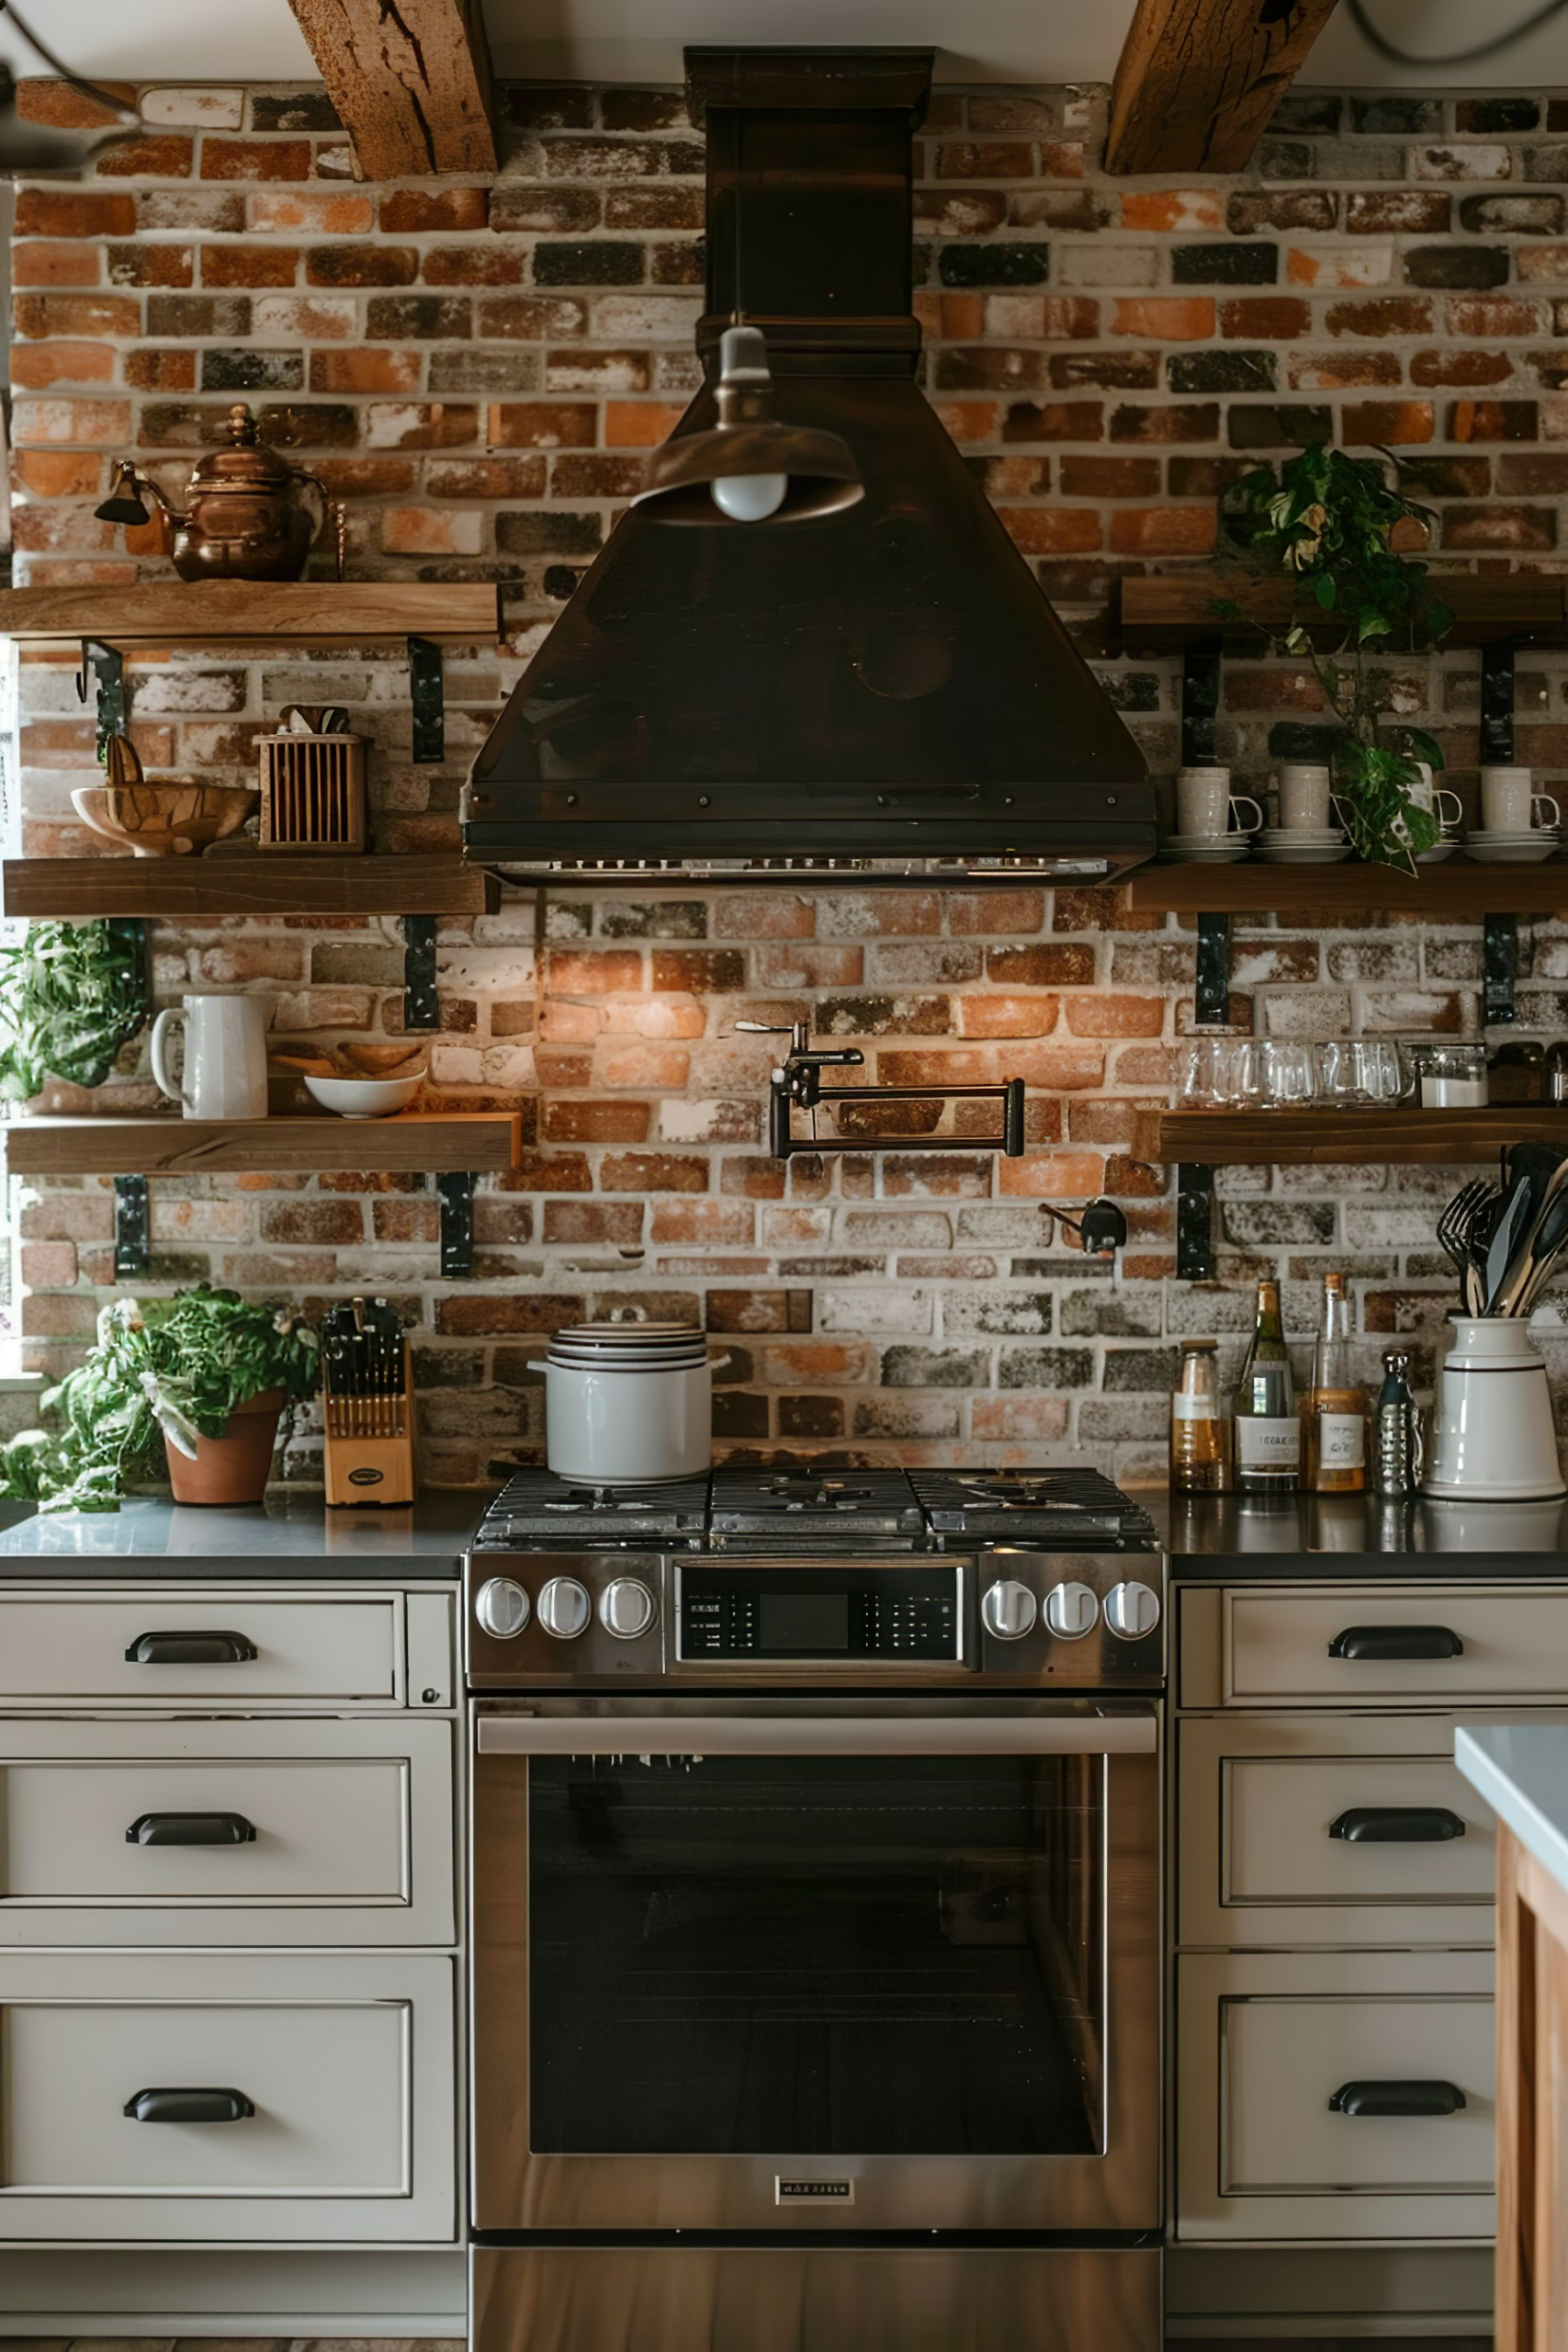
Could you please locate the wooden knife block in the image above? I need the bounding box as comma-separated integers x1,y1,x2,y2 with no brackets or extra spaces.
324,1356,418,1508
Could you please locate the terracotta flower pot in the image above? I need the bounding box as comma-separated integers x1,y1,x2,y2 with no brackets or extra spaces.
164,1388,286,1508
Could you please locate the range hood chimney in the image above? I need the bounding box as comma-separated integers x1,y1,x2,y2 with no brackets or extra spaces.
463,47,1155,887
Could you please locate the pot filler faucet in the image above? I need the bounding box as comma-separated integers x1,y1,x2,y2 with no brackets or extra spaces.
732,1019,1126,1258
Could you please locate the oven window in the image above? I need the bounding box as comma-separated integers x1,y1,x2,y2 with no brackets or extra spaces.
527,1752,1103,2156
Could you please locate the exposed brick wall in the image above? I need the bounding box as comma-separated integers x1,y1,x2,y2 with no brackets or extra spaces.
9,74,1568,1485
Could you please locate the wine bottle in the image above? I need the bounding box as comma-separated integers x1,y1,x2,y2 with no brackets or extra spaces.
1232,1278,1300,1494
1170,1338,1231,1494
1304,1271,1367,1494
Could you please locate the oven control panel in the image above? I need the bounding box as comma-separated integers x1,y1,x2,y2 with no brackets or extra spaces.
679,1566,959,1662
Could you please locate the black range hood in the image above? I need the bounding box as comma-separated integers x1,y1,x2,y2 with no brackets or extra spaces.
462,47,1155,887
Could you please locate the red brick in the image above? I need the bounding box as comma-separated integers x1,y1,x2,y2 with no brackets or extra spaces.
998,1152,1107,1198
604,400,686,446
542,1100,652,1141
1410,348,1513,386
600,1153,709,1193
202,137,312,181
421,244,527,286
17,77,134,127
1450,399,1538,441
15,190,135,237
1059,455,1159,496
13,292,138,338
1111,296,1215,341
428,455,547,496
201,244,299,288
1063,994,1165,1038
13,242,99,288
1108,505,1218,552
1287,351,1404,390
10,341,114,388
1220,297,1312,338
489,401,597,448
380,187,491,232
94,134,194,177
123,347,197,390
252,191,375,233
1122,188,1224,232
1342,399,1435,444
13,450,104,495
1448,294,1547,335
309,348,423,393
306,244,418,287
958,994,1061,1037
1325,297,1436,337
998,507,1102,553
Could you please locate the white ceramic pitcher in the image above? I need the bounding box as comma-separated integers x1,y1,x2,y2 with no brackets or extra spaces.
1422,1317,1566,1503
152,993,270,1121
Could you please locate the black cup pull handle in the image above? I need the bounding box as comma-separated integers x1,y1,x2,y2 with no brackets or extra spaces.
126,1812,257,1847
1328,1625,1464,1661
1329,2080,1466,2119
123,2086,255,2124
1329,1806,1467,1844
124,1630,259,1666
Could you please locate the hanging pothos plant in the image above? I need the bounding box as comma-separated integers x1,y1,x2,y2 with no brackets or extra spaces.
1216,446,1455,872
0,919,148,1100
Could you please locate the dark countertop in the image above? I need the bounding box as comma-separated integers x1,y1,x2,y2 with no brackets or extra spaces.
0,1490,491,1577
1143,1487,1568,1576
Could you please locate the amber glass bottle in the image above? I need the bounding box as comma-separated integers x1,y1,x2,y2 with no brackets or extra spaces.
1303,1272,1367,1494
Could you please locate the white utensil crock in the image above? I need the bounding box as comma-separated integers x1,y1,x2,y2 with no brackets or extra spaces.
152,992,270,1120
540,1356,729,1485
1422,1317,1566,1502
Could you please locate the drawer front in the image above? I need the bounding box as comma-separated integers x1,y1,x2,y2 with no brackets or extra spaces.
1177,1951,1495,2243
0,1719,454,1946
0,1951,456,2242
0,1593,403,1704
1179,1714,1503,1950
1219,1586,1568,1706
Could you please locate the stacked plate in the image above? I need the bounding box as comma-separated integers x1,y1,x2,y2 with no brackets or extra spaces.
1254,825,1351,865
547,1319,707,1371
1463,827,1562,865
1162,831,1252,865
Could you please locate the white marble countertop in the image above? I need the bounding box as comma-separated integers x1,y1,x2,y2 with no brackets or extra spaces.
1457,1724,1568,1892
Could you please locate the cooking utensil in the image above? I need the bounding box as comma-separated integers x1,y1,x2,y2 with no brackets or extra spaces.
1484,1184,1536,1316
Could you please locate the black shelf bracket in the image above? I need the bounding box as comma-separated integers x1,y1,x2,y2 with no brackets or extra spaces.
1485,911,1518,1026
76,639,125,762
113,1174,149,1280
438,1170,476,1277
1195,912,1231,1027
1177,1161,1216,1283
408,635,445,765
402,914,439,1032
1481,639,1517,764
107,915,152,1030
1180,641,1223,767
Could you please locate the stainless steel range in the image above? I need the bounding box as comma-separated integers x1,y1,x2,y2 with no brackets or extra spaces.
467,1466,1164,2352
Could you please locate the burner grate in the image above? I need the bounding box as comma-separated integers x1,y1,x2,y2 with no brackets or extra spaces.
909,1467,1156,1544
477,1469,710,1541
708,1466,925,1540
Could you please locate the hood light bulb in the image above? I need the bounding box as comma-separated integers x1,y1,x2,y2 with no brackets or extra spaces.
710,469,787,523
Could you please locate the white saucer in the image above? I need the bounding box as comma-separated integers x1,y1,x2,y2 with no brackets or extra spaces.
1415,840,1460,863
1161,839,1251,863
1256,842,1354,863
1466,829,1560,843
1257,828,1346,842
1463,840,1562,864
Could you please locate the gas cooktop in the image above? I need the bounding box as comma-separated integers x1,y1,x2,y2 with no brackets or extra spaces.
471,1465,1156,1554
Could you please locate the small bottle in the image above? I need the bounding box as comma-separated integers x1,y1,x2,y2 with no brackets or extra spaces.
1171,1338,1231,1494
1303,1272,1367,1495
1372,1349,1424,1498
1232,1278,1300,1495
1545,1038,1568,1104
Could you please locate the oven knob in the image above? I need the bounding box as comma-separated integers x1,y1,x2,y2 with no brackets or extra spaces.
600,1577,657,1641
475,1577,530,1640
536,1577,592,1640
1044,1581,1100,1640
981,1579,1037,1642
1104,1580,1161,1641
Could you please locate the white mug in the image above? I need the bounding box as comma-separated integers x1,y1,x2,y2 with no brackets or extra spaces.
1177,765,1263,838
1276,762,1352,831
1482,764,1560,832
1406,760,1462,832
152,993,270,1121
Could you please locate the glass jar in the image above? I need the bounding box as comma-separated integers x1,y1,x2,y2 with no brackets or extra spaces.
1405,1041,1488,1110
1170,1338,1231,1494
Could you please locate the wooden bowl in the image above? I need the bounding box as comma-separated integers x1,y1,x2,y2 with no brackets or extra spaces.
73,780,258,857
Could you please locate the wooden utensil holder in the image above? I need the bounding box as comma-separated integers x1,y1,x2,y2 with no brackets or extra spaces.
323,1355,418,1507
258,729,367,851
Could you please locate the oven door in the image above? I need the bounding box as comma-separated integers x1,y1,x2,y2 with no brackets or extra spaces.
470,1697,1158,2234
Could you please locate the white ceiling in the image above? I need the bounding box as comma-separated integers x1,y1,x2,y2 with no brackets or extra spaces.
23,0,1568,93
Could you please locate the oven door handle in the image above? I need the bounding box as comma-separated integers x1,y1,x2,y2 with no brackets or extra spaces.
476,1713,1156,1757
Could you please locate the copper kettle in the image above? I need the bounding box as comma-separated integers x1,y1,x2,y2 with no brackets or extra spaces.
96,402,327,582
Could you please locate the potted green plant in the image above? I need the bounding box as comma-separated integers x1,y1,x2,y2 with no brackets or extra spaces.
1217,446,1455,872
0,919,149,1099
1,1286,319,1511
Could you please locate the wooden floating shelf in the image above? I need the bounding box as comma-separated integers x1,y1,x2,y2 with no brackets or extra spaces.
0,582,502,650
1124,862,1568,916
1118,573,1568,651
1155,1107,1568,1168
2,852,499,922
4,1112,521,1179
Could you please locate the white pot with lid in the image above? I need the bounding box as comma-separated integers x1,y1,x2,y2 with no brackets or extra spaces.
536,1320,729,1484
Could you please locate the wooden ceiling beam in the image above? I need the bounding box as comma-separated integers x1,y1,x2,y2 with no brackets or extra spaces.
286,0,498,178
1106,0,1342,175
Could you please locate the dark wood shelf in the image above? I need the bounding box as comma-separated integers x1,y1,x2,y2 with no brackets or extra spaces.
1154,1106,1567,1168
1118,572,1568,651
3,1112,522,1178
2,852,499,922
1124,861,1568,916
0,582,502,648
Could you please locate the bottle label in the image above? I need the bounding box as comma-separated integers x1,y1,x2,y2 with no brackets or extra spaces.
1317,1412,1365,1470
1235,1417,1300,1469
1173,1395,1220,1422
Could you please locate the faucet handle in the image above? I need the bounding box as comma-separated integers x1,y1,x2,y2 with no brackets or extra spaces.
734,1020,797,1036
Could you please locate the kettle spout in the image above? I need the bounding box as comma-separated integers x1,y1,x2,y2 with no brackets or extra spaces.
95,460,181,537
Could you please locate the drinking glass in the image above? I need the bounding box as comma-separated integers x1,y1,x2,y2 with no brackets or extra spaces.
1314,1039,1367,1105
1353,1039,1404,1104
1179,1037,1233,1108
1228,1038,1272,1108
1264,1040,1316,1105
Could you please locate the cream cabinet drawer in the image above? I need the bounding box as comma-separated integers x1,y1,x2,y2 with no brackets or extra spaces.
0,1951,456,2242
1179,1714,1503,1949
1177,1951,1495,2243
0,1591,403,1704
0,1719,455,1946
1182,1585,1568,1708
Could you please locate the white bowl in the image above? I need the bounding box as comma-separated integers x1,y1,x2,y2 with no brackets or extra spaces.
304,1071,424,1120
